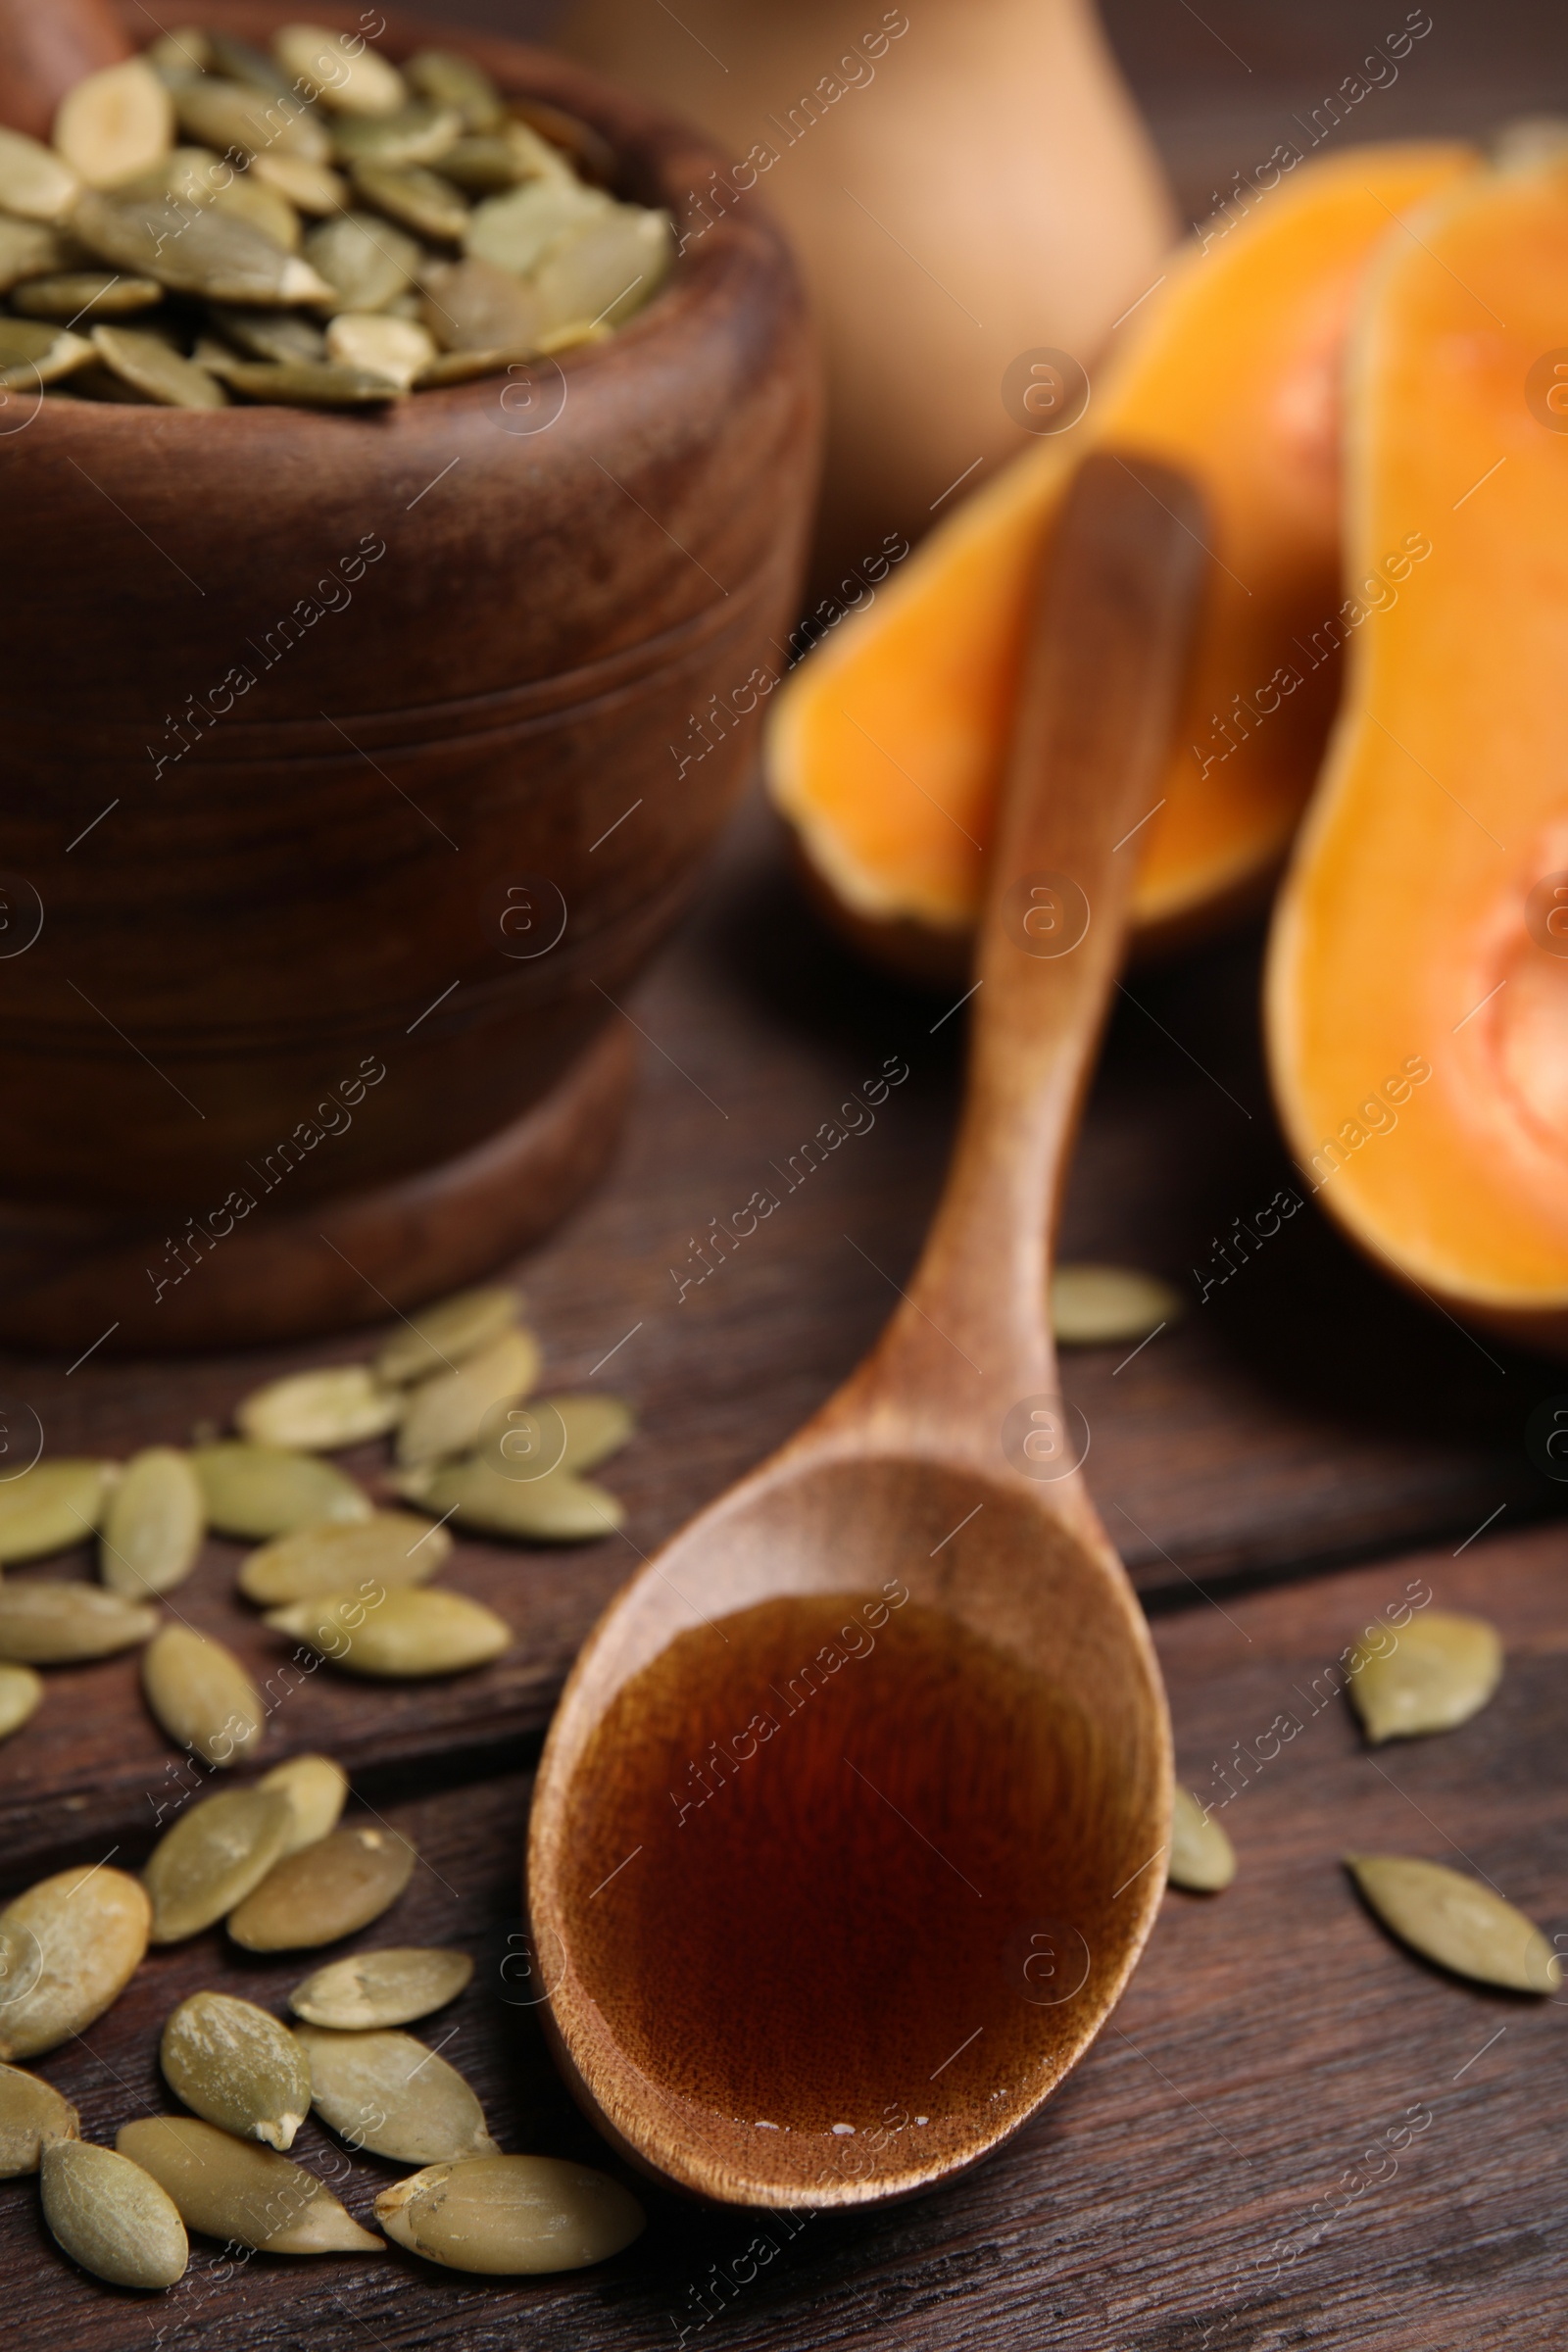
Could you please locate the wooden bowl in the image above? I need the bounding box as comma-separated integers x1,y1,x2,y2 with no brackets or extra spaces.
0,0,818,1356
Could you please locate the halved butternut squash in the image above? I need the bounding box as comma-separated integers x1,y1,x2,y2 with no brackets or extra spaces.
1266,152,1568,1352
768,142,1474,978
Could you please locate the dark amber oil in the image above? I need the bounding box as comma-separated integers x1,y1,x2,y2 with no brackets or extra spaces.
562,1591,1117,2164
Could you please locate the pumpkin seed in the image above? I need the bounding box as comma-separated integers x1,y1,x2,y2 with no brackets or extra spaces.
213,173,302,250
12,270,164,319
193,1443,371,1541
240,1510,450,1606
415,342,532,388
250,151,348,214
404,1455,623,1544
417,254,540,353
266,1588,512,1677
332,103,463,170
41,2137,189,2289
275,26,408,118
117,2115,384,2253
0,218,82,293
296,2024,498,2161
172,76,330,163
1348,1609,1503,1743
0,1459,114,1564
1167,1788,1235,1892
259,1752,348,1853
55,59,175,191
144,1785,294,1943
142,1624,263,1767
322,309,434,387
513,98,619,191
223,357,401,406
1051,1262,1185,1348
0,1662,41,1741
119,144,223,210
304,207,421,311
465,174,611,277
548,1393,635,1475
0,1867,150,2060
289,1945,473,2031
0,127,79,221
396,1327,541,1468
375,2154,645,2274
0,1580,157,1665
90,321,229,408
404,50,505,133
436,132,534,196
100,1446,204,1597
228,1823,417,1950
209,30,293,96
352,160,467,243
162,1990,313,2149
534,205,672,338
374,1286,521,1385
1346,1854,1560,1993
147,28,212,80
0,2060,78,2175
74,191,335,306
235,1364,402,1452
207,300,325,363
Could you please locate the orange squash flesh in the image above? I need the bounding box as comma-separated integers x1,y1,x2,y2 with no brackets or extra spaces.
767,143,1474,976
1266,155,1568,1351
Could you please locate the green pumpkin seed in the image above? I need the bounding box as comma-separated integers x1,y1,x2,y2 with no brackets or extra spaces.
74,190,335,306
0,1460,114,1564
289,1944,473,2031
117,2115,383,2253
207,300,325,363
374,1285,522,1386
1051,1262,1185,1348
0,127,79,221
146,28,213,81
404,50,505,133
90,321,229,408
172,76,330,163
415,342,532,387
275,26,408,117
221,356,401,406
396,1327,541,1468
513,98,619,190
436,132,532,196
240,1510,450,1606
0,1867,150,2060
352,160,467,243
534,205,671,338
0,1662,41,1741
418,254,540,353
404,1455,623,1544
1348,1609,1503,1743
266,1587,512,1677
548,1393,635,1474
228,1823,417,1950
375,2154,644,2274
144,1785,294,1943
296,2024,498,2161
100,1446,204,1597
1167,1788,1235,1892
41,2137,189,2289
208,30,293,97
142,1625,263,1767
259,1752,348,1853
55,59,174,191
235,1364,402,1452
1346,1854,1561,1992
332,102,463,170
0,2060,78,2175
0,1580,157,1664
12,270,164,319
193,1443,371,1540
213,173,302,251
465,174,611,276
250,151,348,215
0,218,83,293
324,310,435,387
162,1990,312,2149
304,207,422,310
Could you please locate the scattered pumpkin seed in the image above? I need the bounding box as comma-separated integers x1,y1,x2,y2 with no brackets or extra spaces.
1346,1854,1561,1992
144,1785,294,1943
0,218,82,293
1052,1262,1185,1348
117,2115,384,2253
0,1580,158,1665
207,299,325,363
547,1393,635,1475
466,175,611,277
240,1510,450,1607
222,357,401,406
0,1460,114,1564
375,1287,522,1386
352,160,467,243
396,1327,542,1468
266,1587,512,1677
172,75,330,163
212,172,301,250
142,1624,263,1767
296,2024,498,2162
74,191,335,306
235,1364,402,1452
1168,1788,1235,1891
289,1945,473,2031
100,1446,204,1598
250,151,348,214
54,59,174,191
259,1752,349,1853
41,2137,189,2289
404,1455,623,1544
404,50,505,133
192,1443,371,1541
12,270,164,318
332,102,463,170
227,1823,417,1950
0,127,79,221
1348,1609,1503,1743
0,2060,78,2175
325,309,435,386
162,1990,313,2149
90,320,229,407
304,207,421,311
0,1662,42,1741
275,26,408,117
375,2154,645,2274
417,254,541,353
0,1867,150,2060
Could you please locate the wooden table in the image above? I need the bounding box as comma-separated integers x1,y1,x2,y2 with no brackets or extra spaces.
3,4,1565,2345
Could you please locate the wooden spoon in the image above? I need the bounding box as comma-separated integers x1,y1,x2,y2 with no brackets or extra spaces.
528,450,1207,2207
0,0,129,140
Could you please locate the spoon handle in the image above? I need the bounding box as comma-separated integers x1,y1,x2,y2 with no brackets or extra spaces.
0,0,130,139
838,451,1206,1470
